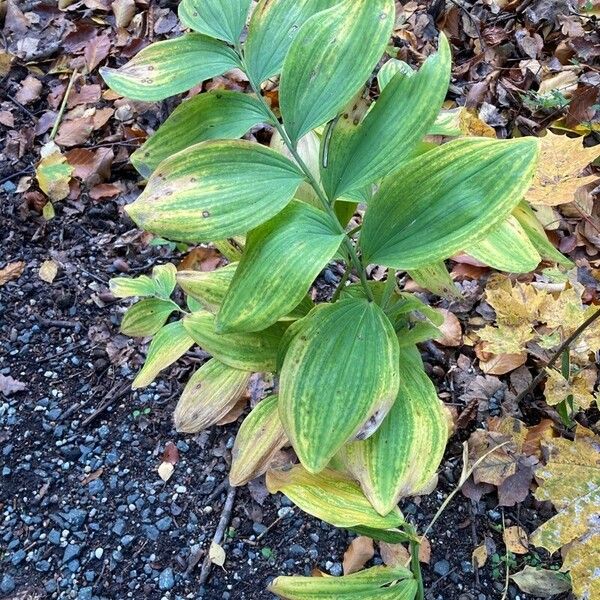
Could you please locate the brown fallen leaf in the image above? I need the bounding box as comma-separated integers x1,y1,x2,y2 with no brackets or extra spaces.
162,441,179,465
511,566,572,597
479,351,527,376
503,525,529,555
435,308,462,346
472,543,488,568
0,261,26,286
343,536,374,574
379,542,410,567
85,34,111,72
81,467,104,485
15,74,42,105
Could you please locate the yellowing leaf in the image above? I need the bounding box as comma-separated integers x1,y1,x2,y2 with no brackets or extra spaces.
36,143,73,202
530,427,600,600
478,323,535,355
503,526,529,555
209,541,226,567
526,131,600,206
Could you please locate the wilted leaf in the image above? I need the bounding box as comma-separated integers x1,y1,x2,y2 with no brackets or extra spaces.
511,566,572,597
0,261,26,286
530,427,600,600
526,131,600,206
343,536,374,575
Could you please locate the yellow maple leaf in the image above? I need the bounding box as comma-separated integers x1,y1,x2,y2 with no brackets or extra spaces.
526,131,600,207
478,323,535,355
530,427,600,600
485,276,548,327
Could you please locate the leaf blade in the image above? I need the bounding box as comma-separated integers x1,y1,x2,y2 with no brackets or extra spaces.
178,0,252,44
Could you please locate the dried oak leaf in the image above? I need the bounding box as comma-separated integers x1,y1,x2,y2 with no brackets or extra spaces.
530,426,600,600
526,132,600,207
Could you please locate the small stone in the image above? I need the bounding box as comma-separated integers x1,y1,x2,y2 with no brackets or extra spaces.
94,547,104,560
11,549,26,565
158,567,175,590
329,562,343,576
1,574,16,594
252,523,268,535
88,480,105,496
143,525,159,541
121,534,135,547
433,559,451,577
288,544,305,557
156,516,172,531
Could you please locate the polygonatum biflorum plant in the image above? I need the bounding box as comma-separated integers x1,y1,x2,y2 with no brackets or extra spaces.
101,0,570,596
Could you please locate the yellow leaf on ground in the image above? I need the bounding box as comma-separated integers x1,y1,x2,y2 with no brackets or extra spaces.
544,367,598,409
343,536,374,575
36,142,73,202
526,131,600,206
503,525,529,554
209,542,226,567
39,259,59,283
0,261,26,286
472,543,488,568
157,461,174,482
530,427,600,600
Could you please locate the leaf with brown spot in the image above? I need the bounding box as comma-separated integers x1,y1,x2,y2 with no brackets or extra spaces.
503,525,529,555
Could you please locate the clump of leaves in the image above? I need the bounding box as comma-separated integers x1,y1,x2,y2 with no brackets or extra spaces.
530,427,600,600
98,0,568,596
478,273,599,412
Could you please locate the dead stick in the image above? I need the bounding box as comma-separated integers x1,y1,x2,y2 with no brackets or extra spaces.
515,307,600,404
49,69,79,141
199,485,237,588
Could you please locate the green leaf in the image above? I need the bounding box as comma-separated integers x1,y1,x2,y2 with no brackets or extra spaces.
466,215,541,273
243,0,339,85
100,34,239,101
178,0,252,44
279,0,395,146
132,321,194,389
173,358,251,433
408,262,462,300
177,263,238,313
513,202,573,266
321,34,451,199
269,566,417,600
361,137,540,270
120,298,178,337
338,346,449,515
230,395,288,486
183,310,286,371
266,465,404,529
279,298,399,473
126,140,305,243
377,58,416,90
109,274,156,298
217,201,344,333
132,91,271,177
151,263,177,299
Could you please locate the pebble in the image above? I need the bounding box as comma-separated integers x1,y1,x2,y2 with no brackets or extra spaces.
0,574,15,594
433,559,451,577
158,567,175,590
156,516,172,531
88,479,105,495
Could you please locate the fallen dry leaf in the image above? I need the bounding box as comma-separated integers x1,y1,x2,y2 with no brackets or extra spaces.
503,525,529,555
436,308,462,346
162,441,180,465
511,566,572,597
36,142,73,201
157,461,174,482
39,259,59,283
343,536,374,574
0,261,26,286
479,351,527,376
15,74,42,105
530,426,600,600
526,131,600,206
209,541,226,567
379,542,410,567
472,543,488,568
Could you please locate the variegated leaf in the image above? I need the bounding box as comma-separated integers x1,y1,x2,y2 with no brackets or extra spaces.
408,262,461,300
230,395,288,486
183,310,286,371
279,0,394,146
178,0,252,44
269,565,417,600
321,34,451,199
100,34,239,101
243,0,339,84
467,215,541,273
279,298,399,473
126,140,305,243
217,201,344,333
361,137,540,270
266,465,404,529
177,263,238,313
132,92,271,177
338,346,449,515
132,321,194,389
110,274,156,298
120,298,178,337
173,358,251,433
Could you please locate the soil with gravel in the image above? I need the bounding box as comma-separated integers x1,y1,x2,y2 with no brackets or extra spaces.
1,193,569,600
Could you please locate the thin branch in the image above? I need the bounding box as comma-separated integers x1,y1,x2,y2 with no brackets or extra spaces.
514,307,600,404
50,69,79,141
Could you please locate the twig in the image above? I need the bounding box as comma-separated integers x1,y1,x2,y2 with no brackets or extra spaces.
204,478,230,504
35,315,81,330
199,485,237,588
81,382,131,426
500,510,510,600
514,307,600,404
49,69,79,141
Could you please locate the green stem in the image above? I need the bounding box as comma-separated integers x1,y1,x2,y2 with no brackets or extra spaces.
50,69,79,140
331,267,351,302
239,54,374,302
381,267,397,309
407,525,424,600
